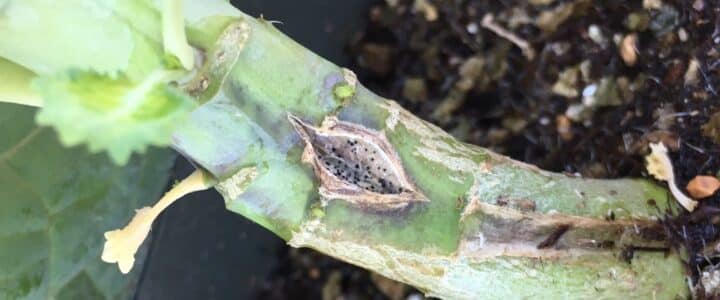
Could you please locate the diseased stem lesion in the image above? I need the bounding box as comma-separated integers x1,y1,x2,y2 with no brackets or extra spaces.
535,224,571,249
374,97,672,257
288,113,429,211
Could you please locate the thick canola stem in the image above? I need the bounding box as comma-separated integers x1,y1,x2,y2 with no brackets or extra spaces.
174,13,689,299
0,1,689,298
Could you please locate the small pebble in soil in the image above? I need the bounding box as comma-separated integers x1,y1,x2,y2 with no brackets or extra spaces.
621,34,638,66
686,176,720,199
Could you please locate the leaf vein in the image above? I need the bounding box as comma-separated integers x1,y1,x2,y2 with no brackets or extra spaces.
0,127,43,163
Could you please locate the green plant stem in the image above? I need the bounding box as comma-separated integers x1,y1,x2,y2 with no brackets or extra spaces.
0,1,688,298
174,13,688,300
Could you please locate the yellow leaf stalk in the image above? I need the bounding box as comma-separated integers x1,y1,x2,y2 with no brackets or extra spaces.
101,169,216,273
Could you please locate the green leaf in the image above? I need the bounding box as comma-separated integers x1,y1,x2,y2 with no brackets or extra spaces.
33,70,196,164
0,103,175,299
0,0,162,78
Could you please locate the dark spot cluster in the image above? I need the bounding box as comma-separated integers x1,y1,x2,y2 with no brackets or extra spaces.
313,136,403,194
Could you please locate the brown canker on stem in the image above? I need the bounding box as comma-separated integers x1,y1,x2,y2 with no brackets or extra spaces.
288,113,429,211
536,224,571,249
182,21,251,101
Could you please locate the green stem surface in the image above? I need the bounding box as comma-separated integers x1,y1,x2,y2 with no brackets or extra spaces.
173,12,688,300
0,1,688,298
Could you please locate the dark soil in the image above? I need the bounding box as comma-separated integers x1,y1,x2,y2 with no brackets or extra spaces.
255,0,720,298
